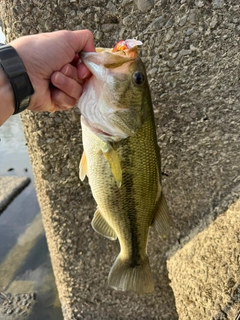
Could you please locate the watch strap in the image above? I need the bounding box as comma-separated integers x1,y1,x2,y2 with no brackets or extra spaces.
0,44,34,114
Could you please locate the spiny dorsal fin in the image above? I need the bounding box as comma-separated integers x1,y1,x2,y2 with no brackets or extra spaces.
102,143,122,188
91,208,117,241
152,192,171,240
79,151,88,181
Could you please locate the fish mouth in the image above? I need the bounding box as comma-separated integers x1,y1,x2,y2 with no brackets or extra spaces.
79,46,138,76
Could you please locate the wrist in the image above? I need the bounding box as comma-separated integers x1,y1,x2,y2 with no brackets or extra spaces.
0,44,34,116
0,67,15,125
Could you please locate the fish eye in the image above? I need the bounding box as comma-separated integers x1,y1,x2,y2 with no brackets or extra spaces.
132,71,145,85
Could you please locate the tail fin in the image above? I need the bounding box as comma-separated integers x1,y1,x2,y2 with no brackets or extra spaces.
108,254,154,294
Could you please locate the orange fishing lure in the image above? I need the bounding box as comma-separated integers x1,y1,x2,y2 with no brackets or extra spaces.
112,39,143,52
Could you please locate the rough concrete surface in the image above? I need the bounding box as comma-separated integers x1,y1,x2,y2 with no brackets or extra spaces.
1,0,240,319
0,176,30,213
167,198,240,320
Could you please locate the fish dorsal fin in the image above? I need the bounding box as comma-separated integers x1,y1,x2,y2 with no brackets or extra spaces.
152,192,171,239
79,151,88,181
91,208,117,241
102,143,122,188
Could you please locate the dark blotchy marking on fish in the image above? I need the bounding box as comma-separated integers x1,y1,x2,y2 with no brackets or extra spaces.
120,141,141,267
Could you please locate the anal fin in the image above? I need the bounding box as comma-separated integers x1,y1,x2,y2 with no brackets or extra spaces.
91,208,117,241
79,151,88,181
152,192,171,240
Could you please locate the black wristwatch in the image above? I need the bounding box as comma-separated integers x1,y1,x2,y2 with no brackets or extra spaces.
0,44,34,114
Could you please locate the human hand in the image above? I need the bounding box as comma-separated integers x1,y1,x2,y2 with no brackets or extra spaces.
10,30,95,112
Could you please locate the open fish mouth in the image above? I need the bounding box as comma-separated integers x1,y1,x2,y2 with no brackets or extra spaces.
79,39,143,76
79,48,137,78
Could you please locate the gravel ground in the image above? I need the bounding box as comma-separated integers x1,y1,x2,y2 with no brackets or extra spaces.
0,292,36,320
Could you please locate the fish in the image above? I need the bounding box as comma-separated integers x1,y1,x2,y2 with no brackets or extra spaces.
78,39,171,294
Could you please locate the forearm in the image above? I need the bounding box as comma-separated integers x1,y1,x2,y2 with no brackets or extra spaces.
0,67,15,126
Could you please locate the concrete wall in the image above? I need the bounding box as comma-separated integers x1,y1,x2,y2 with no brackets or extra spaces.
1,0,240,319
167,198,240,319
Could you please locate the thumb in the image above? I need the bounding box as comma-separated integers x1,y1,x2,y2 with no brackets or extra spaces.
71,30,95,54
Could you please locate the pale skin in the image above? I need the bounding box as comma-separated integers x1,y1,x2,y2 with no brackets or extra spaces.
0,30,95,126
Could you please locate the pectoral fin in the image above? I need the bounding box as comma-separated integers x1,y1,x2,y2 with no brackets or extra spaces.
102,144,122,188
152,192,171,240
91,208,117,241
79,151,88,181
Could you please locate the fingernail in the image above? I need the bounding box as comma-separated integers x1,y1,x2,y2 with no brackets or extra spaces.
61,64,70,76
81,71,88,79
55,72,65,85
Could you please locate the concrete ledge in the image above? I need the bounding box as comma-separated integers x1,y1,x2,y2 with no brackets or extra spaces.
167,199,240,319
0,176,31,213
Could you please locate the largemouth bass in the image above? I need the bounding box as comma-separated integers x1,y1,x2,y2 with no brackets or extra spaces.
78,40,170,294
